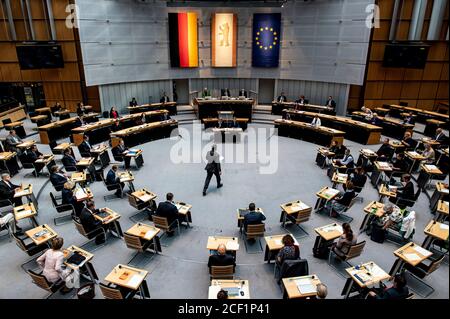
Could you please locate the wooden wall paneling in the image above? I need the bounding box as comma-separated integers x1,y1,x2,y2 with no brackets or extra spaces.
418,82,439,100
33,20,51,41
59,63,80,81
396,21,410,40
385,67,405,81
400,82,421,99
378,0,395,19
436,82,449,99
55,20,75,40
20,69,43,82
416,99,437,110
13,20,29,41
404,68,424,81
39,69,61,82
365,82,385,99
382,81,403,99
422,63,445,81
427,43,448,61
440,63,448,81
372,21,390,40
52,0,71,19
61,42,78,62
0,43,18,62
43,82,64,100
369,42,386,61
367,63,385,81
0,63,22,81
399,0,414,20
62,82,82,100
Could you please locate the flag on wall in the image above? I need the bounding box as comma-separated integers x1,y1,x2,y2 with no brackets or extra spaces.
211,13,237,67
168,12,198,68
252,13,281,68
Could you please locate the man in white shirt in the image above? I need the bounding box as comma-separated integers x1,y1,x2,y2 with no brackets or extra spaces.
0,212,22,235
311,115,321,127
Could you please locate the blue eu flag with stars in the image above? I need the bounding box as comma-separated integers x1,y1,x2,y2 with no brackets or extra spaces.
252,13,281,68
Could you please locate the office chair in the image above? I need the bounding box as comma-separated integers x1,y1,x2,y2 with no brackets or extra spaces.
27,269,64,298
49,192,75,225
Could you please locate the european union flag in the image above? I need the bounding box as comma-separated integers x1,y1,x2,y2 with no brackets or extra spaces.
252,13,281,68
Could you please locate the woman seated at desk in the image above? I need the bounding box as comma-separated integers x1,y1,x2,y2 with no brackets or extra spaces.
421,143,435,164
109,106,119,119
331,223,357,258
274,234,300,282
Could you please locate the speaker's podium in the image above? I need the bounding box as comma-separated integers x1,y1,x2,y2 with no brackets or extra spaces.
218,111,235,127
214,111,242,143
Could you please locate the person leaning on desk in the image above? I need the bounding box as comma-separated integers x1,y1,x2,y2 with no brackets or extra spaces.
207,244,236,270
331,223,357,258
62,181,84,217
154,192,180,237
367,273,409,299
79,201,107,245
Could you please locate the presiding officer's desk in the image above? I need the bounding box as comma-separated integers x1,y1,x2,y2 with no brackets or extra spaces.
193,97,254,121
283,110,382,145
203,117,249,130
110,119,178,148
351,111,414,139
38,117,82,144
127,102,177,115
274,119,345,147
71,119,116,145
272,101,336,116
389,104,449,124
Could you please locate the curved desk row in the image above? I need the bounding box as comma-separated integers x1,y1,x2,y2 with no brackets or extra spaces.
351,111,414,139
39,117,82,144
282,110,382,145
193,98,254,121
111,119,178,148
389,104,448,124
274,119,345,147
272,102,336,116
0,105,27,128
128,102,177,115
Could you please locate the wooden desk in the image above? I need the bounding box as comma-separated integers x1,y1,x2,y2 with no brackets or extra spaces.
417,164,443,191
52,142,74,154
312,223,343,256
332,172,348,188
76,157,95,167
128,102,177,115
236,208,265,231
343,261,390,299
436,200,449,222
14,203,38,227
202,117,249,130
70,172,87,184
430,182,449,212
274,119,345,147
315,147,336,168
424,119,446,137
271,101,335,115
30,115,51,127
175,202,193,227
0,151,19,176
378,184,397,203
125,223,162,254
96,207,123,237
390,242,432,275
35,107,52,116
208,280,250,299
263,234,299,263
279,200,312,228
358,148,378,168
38,117,82,144
131,189,157,203
118,171,136,192
13,184,38,208
25,224,57,246
63,245,95,279
282,275,321,299
207,236,239,255
282,110,382,145
74,187,93,202
390,105,448,124
16,140,36,150
360,201,385,233
193,98,255,121
104,264,149,297
351,112,414,139
314,186,340,211
110,120,178,148
71,119,115,145
371,161,393,186
422,220,449,249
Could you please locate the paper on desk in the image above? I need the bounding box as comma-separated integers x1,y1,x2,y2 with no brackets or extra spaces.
144,230,157,240
127,274,142,287
404,253,420,261
440,224,449,230
413,245,432,257
324,188,339,197
369,264,387,278
425,165,438,170
408,151,419,156
17,209,32,217
274,239,283,246
442,189,449,194
362,149,374,154
226,241,239,250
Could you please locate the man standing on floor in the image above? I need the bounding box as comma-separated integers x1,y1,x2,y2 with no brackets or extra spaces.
203,145,223,196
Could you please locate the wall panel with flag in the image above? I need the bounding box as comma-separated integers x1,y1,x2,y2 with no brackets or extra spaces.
168,12,198,68
211,13,237,67
252,13,281,68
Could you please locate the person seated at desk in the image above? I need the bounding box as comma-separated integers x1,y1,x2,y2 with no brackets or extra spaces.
295,95,308,105
376,138,392,161
26,145,46,176
334,149,354,170
76,102,86,117
401,132,416,150
160,112,171,122
421,143,435,164
202,87,210,98
112,139,131,169
238,89,247,98
326,181,356,217
62,148,77,171
434,128,448,148
346,167,367,191
109,106,119,119
1,211,22,235
79,201,112,245
311,115,321,128
316,284,328,299
5,130,23,154
403,112,415,125
221,88,231,98
78,135,93,157
389,174,415,205
207,244,236,269
361,106,373,121
155,192,180,236
389,153,409,176
275,234,300,267
380,204,403,230
106,165,125,198
111,121,122,132
36,237,72,293
243,203,266,232
217,290,228,299
62,181,84,217
0,173,22,206
53,102,63,112
50,165,68,188
160,92,170,103
325,96,336,109
276,92,287,103
331,223,357,258
370,113,383,126
368,273,409,299
129,97,138,107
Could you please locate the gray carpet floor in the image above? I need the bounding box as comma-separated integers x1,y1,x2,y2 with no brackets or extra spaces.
0,117,448,299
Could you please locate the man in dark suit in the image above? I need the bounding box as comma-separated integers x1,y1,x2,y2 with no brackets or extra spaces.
243,203,266,231
62,148,77,171
325,95,336,109
61,181,84,217
129,97,138,107
221,88,231,97
26,145,45,175
377,138,392,160
401,132,416,150
112,139,131,169
106,165,124,197
79,201,106,245
50,165,68,189
78,135,92,157
276,92,287,102
160,92,170,103
368,273,409,300
238,89,247,98
207,244,236,270
435,128,447,146
155,192,179,236
0,173,22,206
396,174,415,201
295,95,308,105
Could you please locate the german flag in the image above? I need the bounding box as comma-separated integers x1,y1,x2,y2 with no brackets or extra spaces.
169,12,198,68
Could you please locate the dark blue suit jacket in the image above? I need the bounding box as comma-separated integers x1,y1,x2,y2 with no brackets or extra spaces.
50,173,68,187
243,211,266,229
62,154,77,168
156,201,179,225
106,169,118,185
